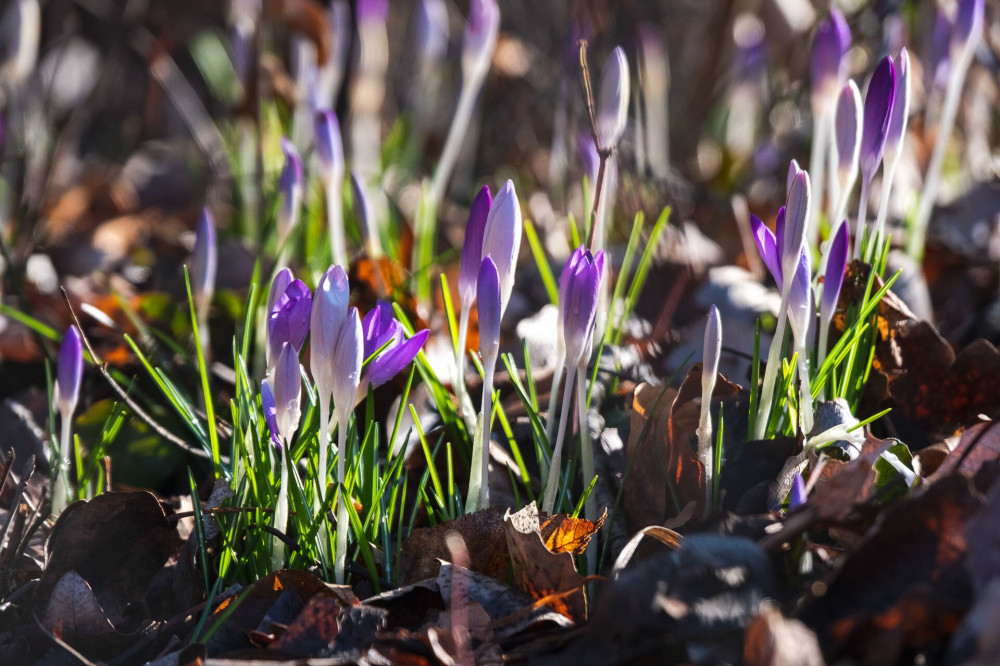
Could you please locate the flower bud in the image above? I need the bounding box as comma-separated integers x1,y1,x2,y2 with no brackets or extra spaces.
476,256,502,364
56,326,83,417
782,171,811,280
190,207,217,316
883,48,911,160
596,46,629,150
268,279,312,367
273,342,303,446
277,138,303,246
952,0,984,59
310,264,350,402
314,109,344,183
834,80,862,185
821,221,849,327
810,9,850,107
462,0,500,83
332,307,363,417
481,179,522,316
859,56,896,183
459,185,492,308
560,248,604,366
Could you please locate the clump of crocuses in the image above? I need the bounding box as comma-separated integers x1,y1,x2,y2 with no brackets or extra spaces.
261,265,428,581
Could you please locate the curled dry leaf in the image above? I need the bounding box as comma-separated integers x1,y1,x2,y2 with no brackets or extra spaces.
399,508,508,584
624,365,740,530
539,509,607,555
503,502,590,622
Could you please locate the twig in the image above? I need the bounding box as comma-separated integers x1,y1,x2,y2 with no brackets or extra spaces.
578,40,614,251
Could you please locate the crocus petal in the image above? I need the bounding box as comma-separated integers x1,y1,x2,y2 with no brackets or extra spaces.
267,268,294,317
57,326,83,416
810,8,851,105
481,179,522,316
703,305,721,380
277,137,303,245
362,300,402,360
268,279,312,363
786,159,802,197
789,473,807,508
782,171,811,279
859,56,896,182
260,379,281,447
750,214,782,287
883,48,911,158
190,207,217,312
596,46,630,149
310,264,350,400
273,342,302,444
821,221,849,324
462,0,499,82
835,80,862,180
333,307,364,417
953,0,984,57
476,256,502,362
562,250,603,366
314,109,344,181
459,185,492,307
787,248,813,345
361,328,429,395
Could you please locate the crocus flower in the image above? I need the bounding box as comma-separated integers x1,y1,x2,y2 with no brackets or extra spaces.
830,80,862,225
467,256,501,513
416,0,449,64
789,473,807,508
481,179,522,316
315,110,344,183
952,0,984,59
277,138,303,248
782,171,811,279
56,326,83,418
750,213,782,287
310,264,350,404
267,268,294,317
458,185,492,309
859,57,896,185
821,221,849,329
190,208,217,319
273,342,303,445
698,305,722,515
810,9,850,108
267,279,312,367
361,329,430,395
462,0,500,85
560,248,604,367
870,49,911,258
596,46,629,150
361,300,403,360
786,159,802,196
787,249,813,346
332,308,364,418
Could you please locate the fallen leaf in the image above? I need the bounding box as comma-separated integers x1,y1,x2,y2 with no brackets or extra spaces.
503,502,587,622
539,509,606,555
41,570,122,653
743,603,823,666
399,508,508,584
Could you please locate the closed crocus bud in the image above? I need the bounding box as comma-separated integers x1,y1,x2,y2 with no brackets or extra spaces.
361,300,403,360
416,0,449,64
477,257,502,363
822,221,849,326
561,249,604,366
332,307,363,415
273,342,303,445
952,0,984,58
260,379,281,447
267,268,294,316
56,326,83,417
789,472,807,508
458,185,492,308
310,265,350,400
835,80,862,183
268,279,312,365
859,57,896,183
314,110,344,182
481,179,522,316
596,46,629,150
462,0,500,82
190,208,217,316
750,214,782,287
810,9,850,107
703,305,721,384
361,328,430,398
883,49,911,161
277,138,303,246
782,171,811,280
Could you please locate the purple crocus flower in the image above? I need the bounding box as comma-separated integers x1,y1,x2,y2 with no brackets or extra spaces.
786,159,802,196
859,56,896,183
810,9,851,106
57,325,84,417
750,214,782,287
560,248,605,366
267,268,293,317
789,472,807,508
268,279,312,366
277,138,303,247
362,329,429,393
458,185,492,309
310,264,350,402
260,378,281,447
835,80,862,182
332,307,364,416
822,221,849,327
190,207,217,317
273,342,302,446
481,179,522,316
361,300,403,360
952,0,984,56
884,49,910,157
787,249,813,345
596,46,630,150
463,0,500,76
782,171,811,279
314,110,344,183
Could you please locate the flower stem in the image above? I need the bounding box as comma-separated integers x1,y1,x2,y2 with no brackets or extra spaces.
542,363,577,513
751,287,792,441
853,176,871,261
575,359,597,574
272,445,289,571
325,176,347,268
454,302,477,432
334,415,349,584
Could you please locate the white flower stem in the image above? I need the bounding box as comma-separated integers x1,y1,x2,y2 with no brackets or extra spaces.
272,445,289,571
576,359,597,574
871,153,900,263
325,177,347,268
542,363,577,513
334,414,350,584
909,50,974,261
852,176,872,261
316,399,332,566
795,347,814,435
429,78,480,209
52,412,73,515
466,349,497,513
752,287,792,441
817,315,832,401
697,375,716,517
542,351,566,482
808,106,830,249
454,302,477,432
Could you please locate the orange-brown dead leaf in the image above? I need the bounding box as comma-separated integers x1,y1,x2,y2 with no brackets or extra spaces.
539,509,607,556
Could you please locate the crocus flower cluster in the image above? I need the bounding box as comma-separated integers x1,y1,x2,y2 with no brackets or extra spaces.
260,265,428,579
458,180,522,513
542,245,605,515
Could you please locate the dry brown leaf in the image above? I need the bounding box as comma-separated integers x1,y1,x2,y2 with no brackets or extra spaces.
539,509,606,555
398,508,508,584
743,604,824,666
503,503,587,622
